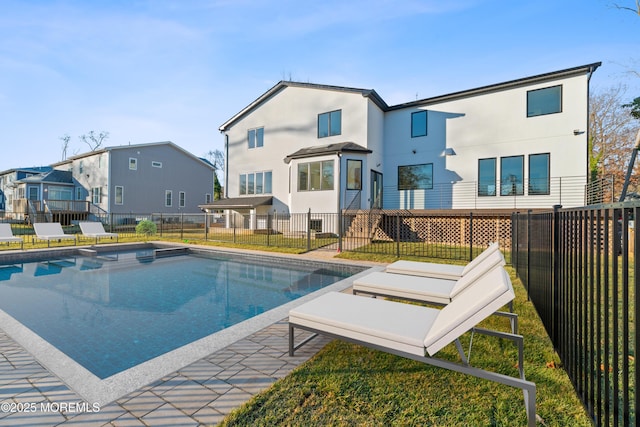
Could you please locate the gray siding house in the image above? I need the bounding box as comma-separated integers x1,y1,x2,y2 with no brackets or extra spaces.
51,141,215,215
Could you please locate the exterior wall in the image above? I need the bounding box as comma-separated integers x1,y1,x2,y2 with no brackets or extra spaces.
108,144,214,214
225,86,376,214
383,72,590,209
63,151,109,212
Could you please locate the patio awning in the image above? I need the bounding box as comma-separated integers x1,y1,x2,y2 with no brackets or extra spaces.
283,141,371,164
199,196,273,210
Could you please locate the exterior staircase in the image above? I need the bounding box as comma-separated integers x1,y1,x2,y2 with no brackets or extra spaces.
344,210,383,239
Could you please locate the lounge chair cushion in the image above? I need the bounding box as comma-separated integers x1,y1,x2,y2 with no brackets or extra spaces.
79,222,117,237
424,266,514,355
0,224,22,243
385,260,465,280
353,272,455,304
385,242,500,279
448,249,505,298
289,291,439,356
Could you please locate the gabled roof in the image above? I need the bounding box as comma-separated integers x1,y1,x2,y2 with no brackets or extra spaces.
18,169,74,185
0,166,52,176
388,62,602,111
219,63,601,131
284,142,372,164
50,141,215,170
219,81,388,132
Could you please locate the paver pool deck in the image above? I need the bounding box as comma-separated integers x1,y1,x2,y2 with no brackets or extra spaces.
0,246,375,426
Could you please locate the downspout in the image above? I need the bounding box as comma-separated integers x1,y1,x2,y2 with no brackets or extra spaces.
224,134,229,199
585,64,596,183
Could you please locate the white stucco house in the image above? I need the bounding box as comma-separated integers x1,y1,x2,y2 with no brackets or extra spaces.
203,62,600,223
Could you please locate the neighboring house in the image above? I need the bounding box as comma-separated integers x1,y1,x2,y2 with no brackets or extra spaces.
0,166,52,215
203,62,600,227
51,141,215,216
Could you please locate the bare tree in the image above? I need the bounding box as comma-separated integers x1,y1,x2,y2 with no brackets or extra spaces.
79,131,109,151
612,1,640,14
589,85,640,195
60,134,71,160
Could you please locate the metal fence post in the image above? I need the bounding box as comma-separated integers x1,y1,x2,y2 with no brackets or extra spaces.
552,204,562,345
526,209,532,298
267,213,271,247
396,213,400,258
338,209,343,253
469,211,474,262
180,212,184,240
307,208,311,252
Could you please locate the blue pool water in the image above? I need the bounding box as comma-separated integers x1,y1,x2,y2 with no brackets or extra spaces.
0,248,362,379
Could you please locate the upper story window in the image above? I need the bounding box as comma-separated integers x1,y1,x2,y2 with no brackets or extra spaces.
248,127,264,149
527,85,562,117
529,153,550,195
152,161,162,168
298,161,334,191
478,158,496,196
318,110,341,138
411,111,428,137
398,163,433,190
129,158,138,170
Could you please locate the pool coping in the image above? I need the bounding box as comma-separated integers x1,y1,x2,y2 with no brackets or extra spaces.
0,243,382,407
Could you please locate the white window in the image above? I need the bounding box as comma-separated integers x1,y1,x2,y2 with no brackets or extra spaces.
179,191,186,208
165,190,172,207
92,187,101,204
115,186,124,205
129,158,138,170
205,193,211,203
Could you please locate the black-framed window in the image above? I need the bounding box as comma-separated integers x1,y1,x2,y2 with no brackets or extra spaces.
346,159,362,190
527,85,562,117
411,110,427,137
298,160,334,191
500,156,524,196
318,110,341,138
478,158,496,196
398,163,433,190
248,127,264,149
529,153,550,195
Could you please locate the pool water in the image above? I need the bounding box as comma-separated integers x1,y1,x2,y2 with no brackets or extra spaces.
0,249,361,379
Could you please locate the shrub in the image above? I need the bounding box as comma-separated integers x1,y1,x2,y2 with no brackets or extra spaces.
136,219,157,236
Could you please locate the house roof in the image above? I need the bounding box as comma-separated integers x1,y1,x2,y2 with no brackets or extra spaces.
219,81,388,132
219,62,602,131
283,142,372,164
0,166,52,176
199,196,273,210
18,169,74,185
50,141,215,170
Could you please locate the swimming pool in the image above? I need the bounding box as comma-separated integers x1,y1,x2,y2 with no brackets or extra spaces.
0,243,373,405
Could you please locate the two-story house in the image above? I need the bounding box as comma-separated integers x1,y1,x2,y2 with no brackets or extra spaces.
0,166,53,216
51,141,215,216
204,62,600,228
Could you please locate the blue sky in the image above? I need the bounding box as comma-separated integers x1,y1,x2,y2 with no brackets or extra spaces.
1,0,638,174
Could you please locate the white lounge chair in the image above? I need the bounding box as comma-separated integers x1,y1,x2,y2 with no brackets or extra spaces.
0,223,23,249
79,221,119,244
33,223,77,247
289,266,536,427
385,242,500,280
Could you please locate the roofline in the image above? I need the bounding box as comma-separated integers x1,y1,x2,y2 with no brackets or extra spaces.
388,62,602,111
50,141,215,170
219,81,388,132
218,63,601,130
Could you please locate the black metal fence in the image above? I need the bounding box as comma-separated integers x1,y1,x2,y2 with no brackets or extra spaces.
2,210,512,260
512,203,638,426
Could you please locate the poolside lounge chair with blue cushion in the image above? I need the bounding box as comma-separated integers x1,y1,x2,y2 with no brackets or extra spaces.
0,223,23,249
385,241,500,280
33,223,77,247
79,221,119,244
289,266,536,427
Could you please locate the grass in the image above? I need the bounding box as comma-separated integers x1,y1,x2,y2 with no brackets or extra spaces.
219,266,592,426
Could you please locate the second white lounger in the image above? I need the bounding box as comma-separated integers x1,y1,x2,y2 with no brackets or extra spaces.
33,223,77,247
385,241,500,280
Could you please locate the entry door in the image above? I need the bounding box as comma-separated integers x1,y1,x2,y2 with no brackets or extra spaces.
370,171,383,209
